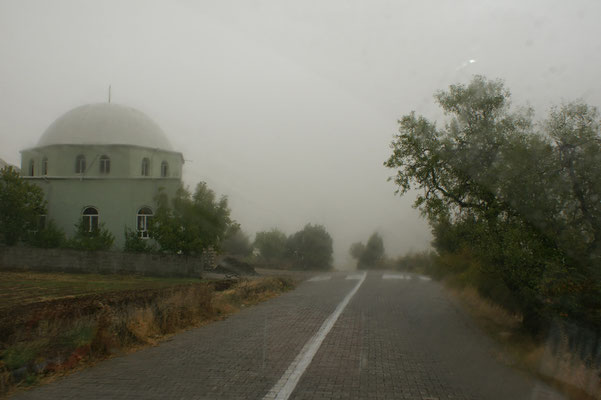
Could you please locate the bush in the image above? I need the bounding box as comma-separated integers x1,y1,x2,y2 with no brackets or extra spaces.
123,228,156,253
68,221,114,251
286,224,333,270
253,229,288,262
26,220,66,248
0,167,46,245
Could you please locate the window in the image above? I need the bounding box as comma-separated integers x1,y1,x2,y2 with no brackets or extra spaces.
41,157,48,176
137,207,153,238
99,155,110,174
28,159,34,176
141,158,149,176
82,207,99,232
161,161,169,177
75,155,86,173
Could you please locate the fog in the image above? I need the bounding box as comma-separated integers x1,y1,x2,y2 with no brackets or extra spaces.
2,0,601,268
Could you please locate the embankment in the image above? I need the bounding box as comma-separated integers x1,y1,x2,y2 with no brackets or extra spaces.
0,276,295,397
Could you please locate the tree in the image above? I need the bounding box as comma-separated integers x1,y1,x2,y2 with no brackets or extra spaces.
151,182,233,255
350,233,385,269
253,228,288,261
286,224,333,270
349,241,366,260
359,233,385,269
384,75,601,333
221,224,252,256
0,167,46,245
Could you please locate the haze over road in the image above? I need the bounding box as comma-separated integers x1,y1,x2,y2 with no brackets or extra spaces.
15,272,565,400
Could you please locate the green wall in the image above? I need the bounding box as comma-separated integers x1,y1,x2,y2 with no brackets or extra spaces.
21,144,183,179
21,144,185,249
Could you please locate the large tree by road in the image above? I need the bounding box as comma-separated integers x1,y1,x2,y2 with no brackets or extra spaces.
385,75,601,333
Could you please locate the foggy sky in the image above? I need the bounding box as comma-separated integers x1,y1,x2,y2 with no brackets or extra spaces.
2,0,601,268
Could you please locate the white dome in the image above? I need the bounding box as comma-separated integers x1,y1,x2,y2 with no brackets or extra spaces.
38,103,173,150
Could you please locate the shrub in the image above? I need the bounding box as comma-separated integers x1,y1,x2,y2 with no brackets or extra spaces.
123,228,156,253
68,220,114,251
26,219,66,248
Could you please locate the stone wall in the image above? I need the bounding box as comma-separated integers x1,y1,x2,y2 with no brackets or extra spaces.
0,245,214,278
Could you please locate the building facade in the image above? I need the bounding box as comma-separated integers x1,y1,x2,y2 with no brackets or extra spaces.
20,103,184,248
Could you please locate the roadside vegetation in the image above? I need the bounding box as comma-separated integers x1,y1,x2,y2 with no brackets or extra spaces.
386,75,601,398
0,271,295,397
349,232,386,270
252,224,334,270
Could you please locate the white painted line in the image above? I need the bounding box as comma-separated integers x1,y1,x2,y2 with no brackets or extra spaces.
382,274,411,280
307,275,331,282
418,276,432,281
263,272,367,400
345,274,363,280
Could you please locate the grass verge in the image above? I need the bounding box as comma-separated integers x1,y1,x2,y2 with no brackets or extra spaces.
447,286,599,400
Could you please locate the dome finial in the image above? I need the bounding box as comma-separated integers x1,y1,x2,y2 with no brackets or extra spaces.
108,85,111,103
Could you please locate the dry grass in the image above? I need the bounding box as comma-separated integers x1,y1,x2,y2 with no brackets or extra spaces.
213,276,295,314
449,287,522,337
0,271,203,310
0,274,295,397
448,286,600,400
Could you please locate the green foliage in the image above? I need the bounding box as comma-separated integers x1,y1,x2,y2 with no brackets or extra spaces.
1,339,49,370
26,219,66,248
385,75,601,334
359,233,385,269
150,182,232,255
394,250,438,275
68,220,115,251
123,227,156,253
349,242,366,260
286,224,333,270
350,233,386,269
253,228,288,261
221,224,252,256
0,167,46,245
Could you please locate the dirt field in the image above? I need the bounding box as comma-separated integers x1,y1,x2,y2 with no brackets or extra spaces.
0,271,203,310
0,270,295,397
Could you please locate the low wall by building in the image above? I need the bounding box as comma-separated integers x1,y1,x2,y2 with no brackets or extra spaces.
0,245,215,278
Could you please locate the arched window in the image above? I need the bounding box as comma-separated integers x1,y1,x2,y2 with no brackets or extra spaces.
141,158,149,176
99,155,110,174
82,207,99,232
137,207,153,238
160,161,169,178
41,157,48,176
28,160,35,176
75,155,86,173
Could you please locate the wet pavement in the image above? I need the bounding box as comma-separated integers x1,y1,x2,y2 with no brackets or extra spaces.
14,271,565,400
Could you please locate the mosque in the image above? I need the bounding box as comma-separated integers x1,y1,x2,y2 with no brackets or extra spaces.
20,103,184,248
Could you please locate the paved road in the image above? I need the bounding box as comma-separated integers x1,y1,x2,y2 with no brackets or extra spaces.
14,271,566,400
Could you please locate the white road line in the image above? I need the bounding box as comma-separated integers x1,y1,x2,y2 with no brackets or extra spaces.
307,275,331,282
382,273,411,280
345,274,363,280
263,272,367,400
418,276,432,281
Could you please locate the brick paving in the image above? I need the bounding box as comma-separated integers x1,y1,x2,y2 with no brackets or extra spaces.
289,273,564,400
13,272,565,400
